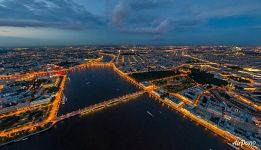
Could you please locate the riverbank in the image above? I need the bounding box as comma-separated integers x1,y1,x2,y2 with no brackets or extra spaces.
0,124,53,147
0,75,67,146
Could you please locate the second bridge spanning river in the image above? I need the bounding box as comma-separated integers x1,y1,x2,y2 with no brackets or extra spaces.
55,91,145,123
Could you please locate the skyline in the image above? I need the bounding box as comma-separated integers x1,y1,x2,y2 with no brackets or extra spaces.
0,46,260,150
0,0,261,47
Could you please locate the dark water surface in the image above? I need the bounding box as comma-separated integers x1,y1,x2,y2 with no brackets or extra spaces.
58,67,138,115
3,67,232,150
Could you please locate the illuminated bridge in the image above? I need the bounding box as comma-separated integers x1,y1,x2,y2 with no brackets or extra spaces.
0,61,107,81
55,91,145,123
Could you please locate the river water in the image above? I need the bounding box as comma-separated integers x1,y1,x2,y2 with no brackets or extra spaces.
2,59,232,150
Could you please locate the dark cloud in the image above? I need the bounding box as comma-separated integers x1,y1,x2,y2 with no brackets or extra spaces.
0,0,104,29
111,2,130,26
109,0,174,36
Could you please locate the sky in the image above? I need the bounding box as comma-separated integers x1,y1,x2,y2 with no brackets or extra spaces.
0,0,260,47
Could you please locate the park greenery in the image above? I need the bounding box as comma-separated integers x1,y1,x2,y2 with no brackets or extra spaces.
189,69,228,86
130,71,179,82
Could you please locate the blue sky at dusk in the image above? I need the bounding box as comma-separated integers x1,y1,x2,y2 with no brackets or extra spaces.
0,0,260,46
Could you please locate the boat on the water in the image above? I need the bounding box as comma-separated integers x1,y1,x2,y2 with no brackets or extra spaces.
15,137,28,142
147,111,153,117
62,96,67,105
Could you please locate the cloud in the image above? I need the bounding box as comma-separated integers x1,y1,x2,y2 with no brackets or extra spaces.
1,0,260,46
111,2,130,26
196,2,261,19
0,0,104,29
0,19,85,29
128,0,174,9
120,19,170,34
110,1,173,36
108,0,205,36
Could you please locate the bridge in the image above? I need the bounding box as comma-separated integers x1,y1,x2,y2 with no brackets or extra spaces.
55,91,145,123
0,59,105,81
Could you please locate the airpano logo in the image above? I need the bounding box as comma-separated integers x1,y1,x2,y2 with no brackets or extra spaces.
232,137,256,147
